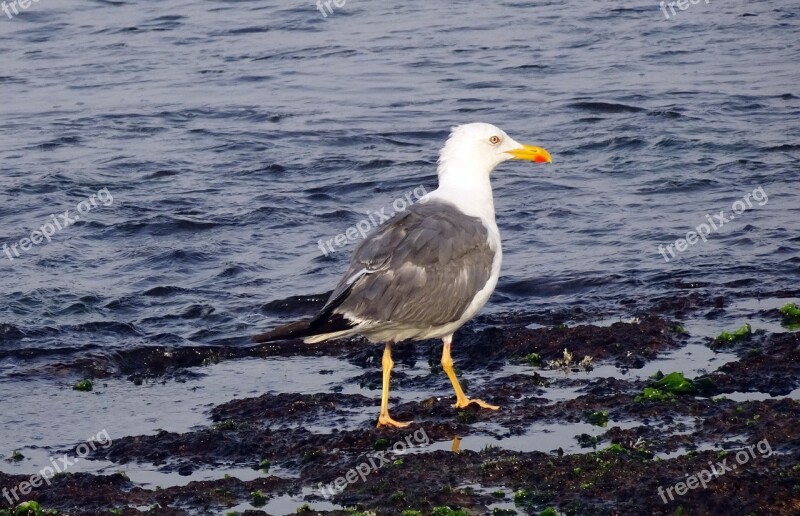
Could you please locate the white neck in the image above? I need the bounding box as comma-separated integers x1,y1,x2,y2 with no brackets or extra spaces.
428,160,496,222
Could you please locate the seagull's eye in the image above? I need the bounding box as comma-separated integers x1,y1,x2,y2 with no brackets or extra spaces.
489,136,501,145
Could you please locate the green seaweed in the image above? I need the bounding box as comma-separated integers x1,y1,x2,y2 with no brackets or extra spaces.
12,502,41,516
779,302,800,321
523,353,542,366
637,371,697,402
584,410,608,427
713,323,752,345
779,302,800,329
513,489,549,507
635,387,674,402
603,443,653,460
575,433,598,448
431,507,468,516
652,372,696,394
250,490,267,507
73,379,93,392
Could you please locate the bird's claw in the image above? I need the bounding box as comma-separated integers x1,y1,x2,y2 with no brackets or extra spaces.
377,414,413,428
453,398,500,410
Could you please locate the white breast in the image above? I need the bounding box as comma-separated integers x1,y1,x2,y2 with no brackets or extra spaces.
416,186,503,339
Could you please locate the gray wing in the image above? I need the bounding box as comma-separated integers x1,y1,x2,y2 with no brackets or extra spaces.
322,199,495,327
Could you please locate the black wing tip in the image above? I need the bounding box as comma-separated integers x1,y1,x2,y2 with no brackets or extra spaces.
250,319,312,343
251,313,356,344
251,332,275,343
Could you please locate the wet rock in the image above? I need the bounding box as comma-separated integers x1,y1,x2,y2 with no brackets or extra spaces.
6,313,798,515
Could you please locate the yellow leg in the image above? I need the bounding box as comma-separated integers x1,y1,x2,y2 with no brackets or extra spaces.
441,336,499,410
377,342,412,428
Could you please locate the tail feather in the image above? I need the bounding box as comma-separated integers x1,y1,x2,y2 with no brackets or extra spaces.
251,320,314,343
251,313,356,343
254,282,359,344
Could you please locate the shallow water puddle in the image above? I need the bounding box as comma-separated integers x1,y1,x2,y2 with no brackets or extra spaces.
426,420,642,455
0,355,366,457
496,342,738,397
684,296,799,339
458,483,518,513
116,462,297,490
587,342,738,379
229,488,341,515
0,446,296,488
723,387,800,402
655,442,721,460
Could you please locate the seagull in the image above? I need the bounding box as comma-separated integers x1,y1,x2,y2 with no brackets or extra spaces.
253,123,552,428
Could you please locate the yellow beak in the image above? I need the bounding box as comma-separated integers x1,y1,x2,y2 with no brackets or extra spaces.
508,145,552,163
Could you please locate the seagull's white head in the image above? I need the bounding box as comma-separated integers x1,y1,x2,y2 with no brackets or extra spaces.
437,123,552,182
